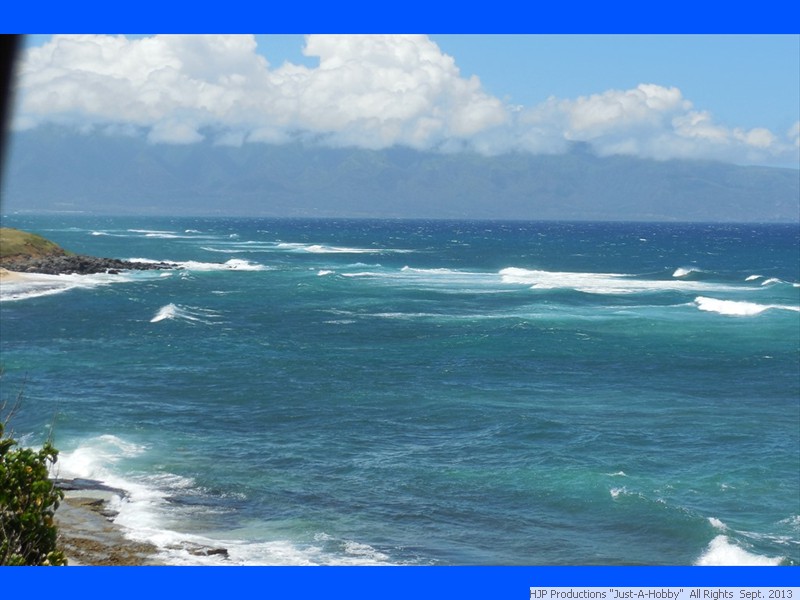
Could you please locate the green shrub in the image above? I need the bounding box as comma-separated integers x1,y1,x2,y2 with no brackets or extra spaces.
0,420,67,566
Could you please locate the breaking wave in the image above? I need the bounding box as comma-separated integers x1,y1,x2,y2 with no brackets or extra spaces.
130,258,268,271
276,242,410,254
52,435,395,565
499,267,739,295
0,270,149,302
150,303,223,324
672,267,702,278
694,535,784,566
694,296,800,317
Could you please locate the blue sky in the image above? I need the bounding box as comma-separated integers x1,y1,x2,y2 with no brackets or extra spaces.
248,34,800,134
14,34,800,167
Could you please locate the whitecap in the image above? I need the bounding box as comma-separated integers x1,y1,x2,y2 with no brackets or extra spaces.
132,258,269,272
317,270,334,276
342,272,381,278
499,267,736,295
305,244,374,254
694,535,783,566
401,266,466,275
672,267,700,278
150,303,179,322
272,242,410,254
150,303,222,324
708,517,728,531
694,296,800,317
200,247,241,254
610,487,626,499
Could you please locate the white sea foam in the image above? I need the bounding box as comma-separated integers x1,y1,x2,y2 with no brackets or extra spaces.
181,258,268,271
499,267,737,295
777,515,800,531
203,240,410,256
317,270,334,276
745,274,763,282
150,303,222,324
609,487,626,499
305,244,374,254
371,312,442,320
708,517,728,531
127,229,212,240
270,242,410,254
53,435,395,565
342,271,381,278
694,296,800,316
401,266,467,275
200,246,242,254
694,535,783,566
395,266,505,292
130,258,268,272
0,271,143,302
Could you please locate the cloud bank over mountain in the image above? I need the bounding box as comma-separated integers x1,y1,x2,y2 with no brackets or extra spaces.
13,34,800,167
4,127,798,222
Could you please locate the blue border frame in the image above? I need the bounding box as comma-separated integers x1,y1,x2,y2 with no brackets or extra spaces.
2,3,797,598
3,566,798,599
2,0,799,33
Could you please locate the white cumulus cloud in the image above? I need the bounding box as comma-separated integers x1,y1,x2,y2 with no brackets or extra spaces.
12,34,799,166
15,34,508,149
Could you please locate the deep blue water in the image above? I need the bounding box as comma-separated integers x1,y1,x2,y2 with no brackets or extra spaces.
1,216,798,565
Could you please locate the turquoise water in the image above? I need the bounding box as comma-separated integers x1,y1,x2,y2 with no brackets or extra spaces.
1,216,798,565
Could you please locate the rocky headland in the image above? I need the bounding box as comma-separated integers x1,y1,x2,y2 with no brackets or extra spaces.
0,227,178,275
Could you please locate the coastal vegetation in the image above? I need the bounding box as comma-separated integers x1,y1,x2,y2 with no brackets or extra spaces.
0,227,70,261
0,227,177,275
0,383,67,566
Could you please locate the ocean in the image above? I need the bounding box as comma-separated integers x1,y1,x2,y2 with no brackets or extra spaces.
1,215,798,566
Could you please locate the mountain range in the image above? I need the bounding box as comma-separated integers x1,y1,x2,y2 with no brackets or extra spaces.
2,126,798,222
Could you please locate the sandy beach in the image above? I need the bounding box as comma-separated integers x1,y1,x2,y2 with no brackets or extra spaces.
0,267,26,282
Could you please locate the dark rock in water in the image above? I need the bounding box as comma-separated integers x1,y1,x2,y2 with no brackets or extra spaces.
193,546,229,558
180,542,230,559
1,254,179,275
53,477,129,499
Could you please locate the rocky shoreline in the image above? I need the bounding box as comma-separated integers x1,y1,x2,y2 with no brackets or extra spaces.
53,478,232,565
0,254,178,276
53,479,164,566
